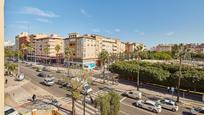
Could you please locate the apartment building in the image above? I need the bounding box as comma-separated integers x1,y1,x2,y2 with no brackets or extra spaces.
30,34,64,63
125,42,146,52
64,33,127,69
153,44,173,52
16,32,64,63
153,43,204,53
15,32,31,55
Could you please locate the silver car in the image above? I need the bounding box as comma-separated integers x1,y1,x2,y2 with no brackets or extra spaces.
135,100,162,113
157,99,178,112
190,107,204,115
4,106,19,115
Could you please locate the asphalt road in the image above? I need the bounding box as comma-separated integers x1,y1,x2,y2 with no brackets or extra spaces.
20,63,193,115
120,97,192,115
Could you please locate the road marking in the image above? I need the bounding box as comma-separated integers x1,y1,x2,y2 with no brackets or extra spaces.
121,102,156,115
120,110,130,115
120,97,127,102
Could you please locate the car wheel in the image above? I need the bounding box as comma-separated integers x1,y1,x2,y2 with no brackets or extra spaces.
172,108,176,112
152,109,157,113
138,104,142,108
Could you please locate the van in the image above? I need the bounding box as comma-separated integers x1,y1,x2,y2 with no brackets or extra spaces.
123,90,142,99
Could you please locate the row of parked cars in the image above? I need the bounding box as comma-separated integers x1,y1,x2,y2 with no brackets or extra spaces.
123,90,204,114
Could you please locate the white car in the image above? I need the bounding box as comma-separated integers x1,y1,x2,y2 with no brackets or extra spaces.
44,77,55,86
190,107,204,115
123,90,142,99
157,99,178,112
83,83,93,94
135,100,162,113
4,106,19,115
16,73,25,81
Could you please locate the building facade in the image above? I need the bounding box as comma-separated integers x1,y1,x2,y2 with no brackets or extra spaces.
153,44,173,52
64,33,128,69
125,42,146,53
16,32,64,63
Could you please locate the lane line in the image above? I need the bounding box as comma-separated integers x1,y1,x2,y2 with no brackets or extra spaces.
120,110,130,115
121,102,156,115
120,97,127,102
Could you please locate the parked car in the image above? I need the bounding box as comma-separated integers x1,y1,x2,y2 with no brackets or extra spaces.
44,77,55,86
38,72,47,77
157,99,178,112
123,90,142,99
42,67,50,71
56,79,70,88
134,99,162,113
15,73,25,81
36,67,42,72
56,70,61,73
38,72,52,77
4,105,19,115
190,107,204,115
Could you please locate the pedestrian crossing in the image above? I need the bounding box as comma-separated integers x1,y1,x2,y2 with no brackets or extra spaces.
59,89,123,115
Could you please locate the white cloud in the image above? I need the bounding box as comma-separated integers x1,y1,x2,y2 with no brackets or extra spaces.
80,8,91,17
20,7,59,18
134,29,144,36
114,28,120,32
105,30,113,35
4,40,14,46
36,18,51,23
166,32,175,36
92,28,101,33
139,32,145,35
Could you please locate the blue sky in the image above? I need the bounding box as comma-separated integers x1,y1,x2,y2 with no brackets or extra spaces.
4,0,204,48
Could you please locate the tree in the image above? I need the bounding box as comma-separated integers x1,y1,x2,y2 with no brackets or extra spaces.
64,47,74,76
43,46,49,65
98,50,109,83
62,68,87,115
55,44,61,70
5,62,17,76
96,91,120,115
26,43,34,61
134,45,143,91
20,43,27,61
171,44,191,102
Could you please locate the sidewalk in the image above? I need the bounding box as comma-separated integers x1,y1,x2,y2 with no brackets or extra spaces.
5,76,72,115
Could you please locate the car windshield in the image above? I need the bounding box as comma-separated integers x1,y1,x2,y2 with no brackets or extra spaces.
155,102,160,107
194,107,202,112
5,108,15,115
84,85,90,89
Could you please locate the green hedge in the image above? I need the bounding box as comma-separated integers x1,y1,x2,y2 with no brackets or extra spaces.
108,61,204,92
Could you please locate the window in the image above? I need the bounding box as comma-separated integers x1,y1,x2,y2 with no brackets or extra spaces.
129,92,133,94
5,108,15,115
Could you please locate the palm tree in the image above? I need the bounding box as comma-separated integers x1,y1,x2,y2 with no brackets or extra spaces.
62,69,86,115
64,47,74,75
26,43,34,61
21,43,27,61
172,44,191,102
55,44,61,70
5,62,17,76
134,45,144,91
98,50,109,83
43,46,49,65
